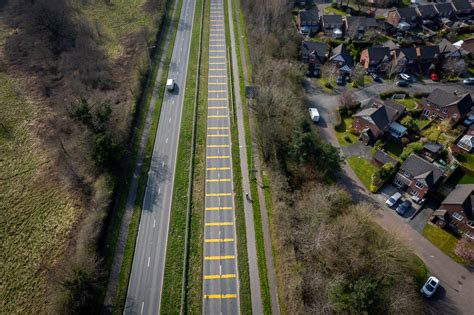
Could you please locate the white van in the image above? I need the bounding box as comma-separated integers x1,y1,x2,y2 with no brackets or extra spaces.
308,108,320,123
166,78,175,91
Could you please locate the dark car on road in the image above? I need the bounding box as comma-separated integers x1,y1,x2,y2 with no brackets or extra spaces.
396,200,411,215
396,80,409,87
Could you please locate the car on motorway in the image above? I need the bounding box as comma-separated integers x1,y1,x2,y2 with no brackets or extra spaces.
166,78,175,91
421,276,440,297
370,73,382,83
396,80,409,87
385,192,402,207
396,200,411,215
463,77,474,85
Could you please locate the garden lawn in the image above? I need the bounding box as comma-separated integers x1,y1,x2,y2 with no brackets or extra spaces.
324,6,348,16
384,138,403,159
346,156,379,190
335,116,357,146
456,152,474,173
396,99,417,110
422,224,466,265
414,118,431,131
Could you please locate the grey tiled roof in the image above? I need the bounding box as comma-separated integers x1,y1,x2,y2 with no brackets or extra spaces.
329,44,354,67
300,7,319,23
442,184,474,219
399,154,443,188
435,3,455,14
322,14,343,25
301,41,328,58
417,4,438,17
397,7,419,19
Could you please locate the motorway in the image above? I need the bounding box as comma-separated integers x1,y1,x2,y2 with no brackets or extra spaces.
123,0,196,312
202,0,240,313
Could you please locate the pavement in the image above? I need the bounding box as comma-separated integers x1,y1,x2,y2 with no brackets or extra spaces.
123,0,196,312
101,0,179,312
201,1,240,313
308,82,474,315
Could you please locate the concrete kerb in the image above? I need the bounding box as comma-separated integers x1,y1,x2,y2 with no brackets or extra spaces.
179,0,205,313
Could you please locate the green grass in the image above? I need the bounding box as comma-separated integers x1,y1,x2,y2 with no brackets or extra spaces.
396,99,417,110
109,0,183,312
160,0,204,311
384,139,403,159
459,173,474,184
414,118,431,131
334,116,357,147
422,224,466,265
0,72,79,314
445,169,474,186
346,156,379,190
324,6,348,16
315,77,335,92
420,124,448,144
456,152,474,173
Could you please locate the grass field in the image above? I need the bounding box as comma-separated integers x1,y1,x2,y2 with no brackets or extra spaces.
334,116,357,147
346,156,379,190
0,73,79,314
456,152,474,173
422,224,466,265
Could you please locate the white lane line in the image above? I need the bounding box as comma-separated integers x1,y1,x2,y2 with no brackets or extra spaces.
162,161,165,167
141,301,144,314
166,137,169,144
147,257,151,267
153,219,156,228
158,187,161,194
172,100,175,105
169,117,172,123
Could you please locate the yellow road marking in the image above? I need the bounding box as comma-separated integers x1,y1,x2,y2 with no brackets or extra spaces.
208,115,228,118
208,98,227,101
207,144,229,148
209,68,226,71
207,134,228,137
204,294,238,299
204,255,235,260
207,127,229,130
205,207,233,211
206,167,231,170
208,106,227,109
204,238,234,243
205,221,233,226
206,193,232,196
209,75,226,78
209,62,226,65
204,274,236,279
206,156,230,159
206,178,231,182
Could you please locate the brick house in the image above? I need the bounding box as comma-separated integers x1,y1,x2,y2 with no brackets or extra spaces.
359,46,391,73
297,7,320,34
434,2,456,18
393,154,443,199
391,47,418,73
386,7,419,27
300,41,329,65
352,99,405,144
436,184,474,239
329,44,354,75
321,14,344,38
418,88,473,124
344,16,378,40
416,45,440,74
452,0,473,16
438,39,462,61
416,4,439,20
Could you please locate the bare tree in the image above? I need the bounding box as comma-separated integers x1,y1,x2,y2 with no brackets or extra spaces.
321,63,338,83
352,63,365,86
338,90,358,110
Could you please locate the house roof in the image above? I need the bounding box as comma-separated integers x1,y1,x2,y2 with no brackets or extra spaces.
367,46,391,62
373,149,398,166
461,37,474,54
442,184,474,219
458,135,474,148
300,7,319,23
322,14,343,25
416,45,440,59
345,16,378,39
355,99,404,130
435,2,455,14
400,154,443,188
417,4,438,17
438,38,458,54
329,44,354,68
383,39,399,50
394,47,418,61
301,41,328,58
425,88,472,111
397,7,419,19
423,141,443,154
452,0,472,11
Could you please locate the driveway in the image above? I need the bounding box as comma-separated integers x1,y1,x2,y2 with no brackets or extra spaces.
306,81,474,314
341,140,371,159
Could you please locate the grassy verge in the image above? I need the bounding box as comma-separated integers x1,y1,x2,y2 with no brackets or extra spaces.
227,0,272,312
185,0,209,312
108,0,184,311
422,224,466,265
334,116,357,147
346,156,379,191
160,0,204,311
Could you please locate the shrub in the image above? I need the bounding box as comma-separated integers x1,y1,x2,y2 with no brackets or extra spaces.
401,115,414,129
334,110,342,130
325,82,333,89
401,137,410,146
455,238,474,263
344,135,352,143
413,92,430,98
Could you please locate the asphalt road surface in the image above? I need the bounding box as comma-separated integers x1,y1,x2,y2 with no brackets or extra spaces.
123,0,196,313
202,0,240,313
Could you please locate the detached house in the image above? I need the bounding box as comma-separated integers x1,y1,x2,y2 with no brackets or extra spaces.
298,7,320,34
329,44,354,75
438,38,462,61
344,16,378,40
452,0,473,16
435,2,455,19
416,4,439,20
386,7,420,28
416,45,440,74
352,99,406,144
360,46,391,73
419,88,473,124
393,154,443,199
392,47,418,73
300,41,329,65
434,184,474,239
321,14,344,38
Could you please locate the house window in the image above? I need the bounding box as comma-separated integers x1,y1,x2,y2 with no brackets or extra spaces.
422,109,430,116
465,230,474,240
394,179,404,188
402,171,411,178
453,113,458,119
449,221,458,228
411,189,420,197
415,181,424,189
442,108,448,114
452,212,464,221
467,220,474,228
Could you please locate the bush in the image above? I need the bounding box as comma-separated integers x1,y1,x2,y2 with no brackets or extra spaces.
455,238,474,263
401,137,410,146
344,135,352,143
325,82,333,89
413,92,430,98
334,110,342,130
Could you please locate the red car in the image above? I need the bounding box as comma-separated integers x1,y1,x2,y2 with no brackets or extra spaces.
430,73,438,81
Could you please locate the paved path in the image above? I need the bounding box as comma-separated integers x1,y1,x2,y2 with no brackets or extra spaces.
309,86,474,315
201,1,240,313
124,0,196,312
227,0,263,313
102,0,179,312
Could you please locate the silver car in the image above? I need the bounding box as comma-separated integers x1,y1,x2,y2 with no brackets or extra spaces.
421,276,439,297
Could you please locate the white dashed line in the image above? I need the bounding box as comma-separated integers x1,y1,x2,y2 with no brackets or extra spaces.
169,117,172,123
172,100,175,105
147,257,151,267
158,188,161,194
141,301,144,314
166,138,169,144
153,219,156,228
162,161,165,167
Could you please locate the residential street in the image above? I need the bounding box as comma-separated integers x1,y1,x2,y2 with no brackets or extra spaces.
307,82,474,314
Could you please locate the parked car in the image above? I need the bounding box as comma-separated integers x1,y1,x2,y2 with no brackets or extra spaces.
463,114,474,125
396,80,409,87
399,73,414,82
421,276,440,297
385,192,402,207
463,77,474,85
308,108,320,122
395,200,411,215
336,76,345,86
370,73,382,83
430,73,438,81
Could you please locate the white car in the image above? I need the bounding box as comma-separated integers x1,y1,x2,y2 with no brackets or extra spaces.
385,192,402,207
421,276,440,297
463,77,474,85
166,78,175,91
399,73,413,82
308,108,320,123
